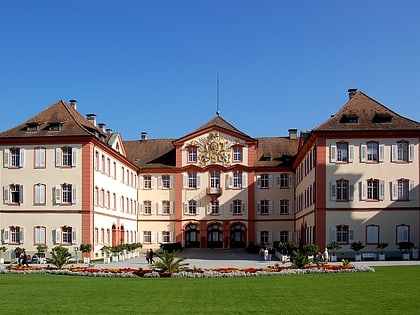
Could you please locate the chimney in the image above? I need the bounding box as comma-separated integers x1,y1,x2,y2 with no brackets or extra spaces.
141,131,147,141
106,128,112,134
98,123,106,133
348,88,358,100
69,99,77,110
288,128,298,140
86,114,97,127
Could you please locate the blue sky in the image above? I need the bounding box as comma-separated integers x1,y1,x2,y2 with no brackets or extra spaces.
1,1,420,140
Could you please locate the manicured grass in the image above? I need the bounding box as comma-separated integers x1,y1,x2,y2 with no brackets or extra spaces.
1,266,419,314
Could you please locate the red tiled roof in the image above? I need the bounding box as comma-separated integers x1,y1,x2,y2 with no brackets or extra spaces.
124,139,176,169
255,137,298,167
314,91,420,131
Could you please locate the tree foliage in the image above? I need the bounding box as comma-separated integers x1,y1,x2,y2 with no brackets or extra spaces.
152,250,189,273
48,246,71,269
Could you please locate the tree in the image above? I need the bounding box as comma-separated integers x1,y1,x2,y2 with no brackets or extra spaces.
327,242,341,256
48,246,71,269
350,241,365,254
152,250,189,273
80,243,92,257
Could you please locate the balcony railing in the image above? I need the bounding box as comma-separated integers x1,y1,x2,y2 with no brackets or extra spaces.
206,187,223,196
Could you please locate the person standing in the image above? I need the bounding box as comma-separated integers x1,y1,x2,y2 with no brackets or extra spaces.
148,249,155,264
264,248,269,261
22,252,29,267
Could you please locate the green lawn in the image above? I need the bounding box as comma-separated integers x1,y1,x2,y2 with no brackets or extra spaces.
1,266,419,314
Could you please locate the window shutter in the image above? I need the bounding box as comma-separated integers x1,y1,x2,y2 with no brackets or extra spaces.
408,143,414,162
158,232,162,243
391,144,398,162
54,228,61,244
170,232,174,243
183,174,188,189
256,202,260,214
55,148,61,167
378,144,385,162
255,231,260,243
290,200,294,214
157,176,162,189
71,148,77,166
269,175,273,188
3,149,9,168
379,180,385,201
19,185,23,204
2,228,9,244
268,232,273,243
242,201,246,214
151,232,155,244
269,201,273,214
183,202,189,214
3,186,9,204
139,202,144,215
169,176,173,189
150,202,155,215
151,177,156,189
330,227,337,242
157,202,162,215
409,180,415,200
256,175,261,188
360,144,367,162
19,227,24,244
349,227,355,243
55,185,61,204
72,228,77,244
242,173,247,188
349,182,354,201
330,181,336,201
360,181,367,200
330,144,337,163
72,185,77,204
277,201,281,214
348,145,354,163
391,181,398,200
19,149,25,167
288,174,293,188
219,205,224,215
196,201,200,215
226,173,233,189
230,202,233,213
170,201,174,214
276,175,281,188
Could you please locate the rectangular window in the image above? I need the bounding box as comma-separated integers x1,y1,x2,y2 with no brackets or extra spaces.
397,180,409,201
56,147,76,167
336,143,348,162
62,184,73,204
34,184,46,205
188,147,197,163
11,226,22,244
396,225,409,243
233,171,242,189
366,225,379,244
336,180,349,201
280,200,289,215
210,170,220,189
210,201,219,215
279,231,289,242
188,200,197,215
259,174,269,189
34,147,46,168
232,200,243,215
366,142,378,162
62,147,73,167
260,231,269,245
279,173,289,188
233,146,243,162
143,231,152,244
367,179,379,200
7,184,23,204
62,226,73,244
336,225,349,244
11,148,22,167
34,226,46,245
143,175,152,189
161,175,171,189
162,231,171,243
188,172,197,188
162,200,171,215
259,200,269,215
143,201,152,215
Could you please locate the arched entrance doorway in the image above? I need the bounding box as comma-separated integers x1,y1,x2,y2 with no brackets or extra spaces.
184,223,200,248
230,223,246,248
207,223,223,248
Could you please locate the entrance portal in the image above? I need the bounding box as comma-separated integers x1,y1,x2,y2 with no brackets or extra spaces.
230,223,246,248
207,223,223,248
184,224,200,248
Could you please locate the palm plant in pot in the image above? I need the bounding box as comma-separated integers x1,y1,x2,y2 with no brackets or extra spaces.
350,241,365,261
327,242,341,262
376,242,388,261
398,241,414,260
0,246,7,264
80,243,92,264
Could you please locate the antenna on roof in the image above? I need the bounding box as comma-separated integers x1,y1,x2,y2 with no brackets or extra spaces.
216,73,220,116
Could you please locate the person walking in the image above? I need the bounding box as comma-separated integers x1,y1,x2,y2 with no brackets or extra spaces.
147,249,155,264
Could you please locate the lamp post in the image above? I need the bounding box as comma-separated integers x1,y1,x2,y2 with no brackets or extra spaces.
74,247,79,264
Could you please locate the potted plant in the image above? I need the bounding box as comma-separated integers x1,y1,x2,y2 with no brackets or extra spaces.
79,243,92,264
302,243,319,261
350,241,365,261
276,242,297,263
376,242,388,261
398,241,414,260
327,242,341,262
0,246,7,264
101,245,111,264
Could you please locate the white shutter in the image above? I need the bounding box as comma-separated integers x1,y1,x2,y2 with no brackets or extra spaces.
2,228,10,244
3,149,9,168
349,182,354,201
196,174,201,188
242,201,246,214
55,148,61,167
409,180,415,200
268,232,273,243
157,202,162,215
170,201,174,214
408,143,414,162
288,174,293,188
269,201,273,214
226,173,232,189
158,232,162,243
269,175,273,188
71,148,77,166
72,228,77,244
183,202,189,214
55,185,61,204
139,176,144,189
360,144,367,162
19,227,24,244
256,202,260,214
391,181,398,200
196,201,201,215
169,176,173,189
170,232,174,243
256,175,261,188
349,227,355,243
330,227,337,242
54,228,61,244
230,202,233,213
151,177,156,189
183,174,188,189
391,144,398,162
150,202,155,215
219,205,224,215
255,231,260,243
3,186,9,204
157,176,162,189
379,144,385,162
151,232,156,244
348,145,354,163
276,175,281,188
71,185,77,204
360,181,367,200
242,173,247,188
330,181,336,201
19,185,23,203
379,180,385,201
139,202,144,215
19,149,24,167
330,144,337,163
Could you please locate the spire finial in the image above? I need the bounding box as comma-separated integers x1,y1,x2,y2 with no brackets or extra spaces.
216,73,220,116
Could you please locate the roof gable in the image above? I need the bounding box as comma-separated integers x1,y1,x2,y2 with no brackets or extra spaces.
314,91,420,132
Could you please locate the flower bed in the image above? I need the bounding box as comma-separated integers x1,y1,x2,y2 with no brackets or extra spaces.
0,263,374,278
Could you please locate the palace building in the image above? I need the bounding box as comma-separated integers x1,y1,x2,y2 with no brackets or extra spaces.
0,89,419,260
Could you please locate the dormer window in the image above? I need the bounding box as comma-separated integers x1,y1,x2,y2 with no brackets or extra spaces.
48,123,61,131
340,114,359,124
372,113,392,123
26,124,38,132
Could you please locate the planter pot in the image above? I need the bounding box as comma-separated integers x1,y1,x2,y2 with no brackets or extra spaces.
402,253,410,260
330,255,337,262
103,257,110,264
355,254,362,261
0,258,4,264
378,254,385,261
112,256,119,262
83,257,90,264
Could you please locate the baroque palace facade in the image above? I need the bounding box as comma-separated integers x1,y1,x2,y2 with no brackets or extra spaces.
0,89,419,260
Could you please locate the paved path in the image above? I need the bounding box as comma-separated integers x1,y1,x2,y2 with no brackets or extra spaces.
90,248,420,270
